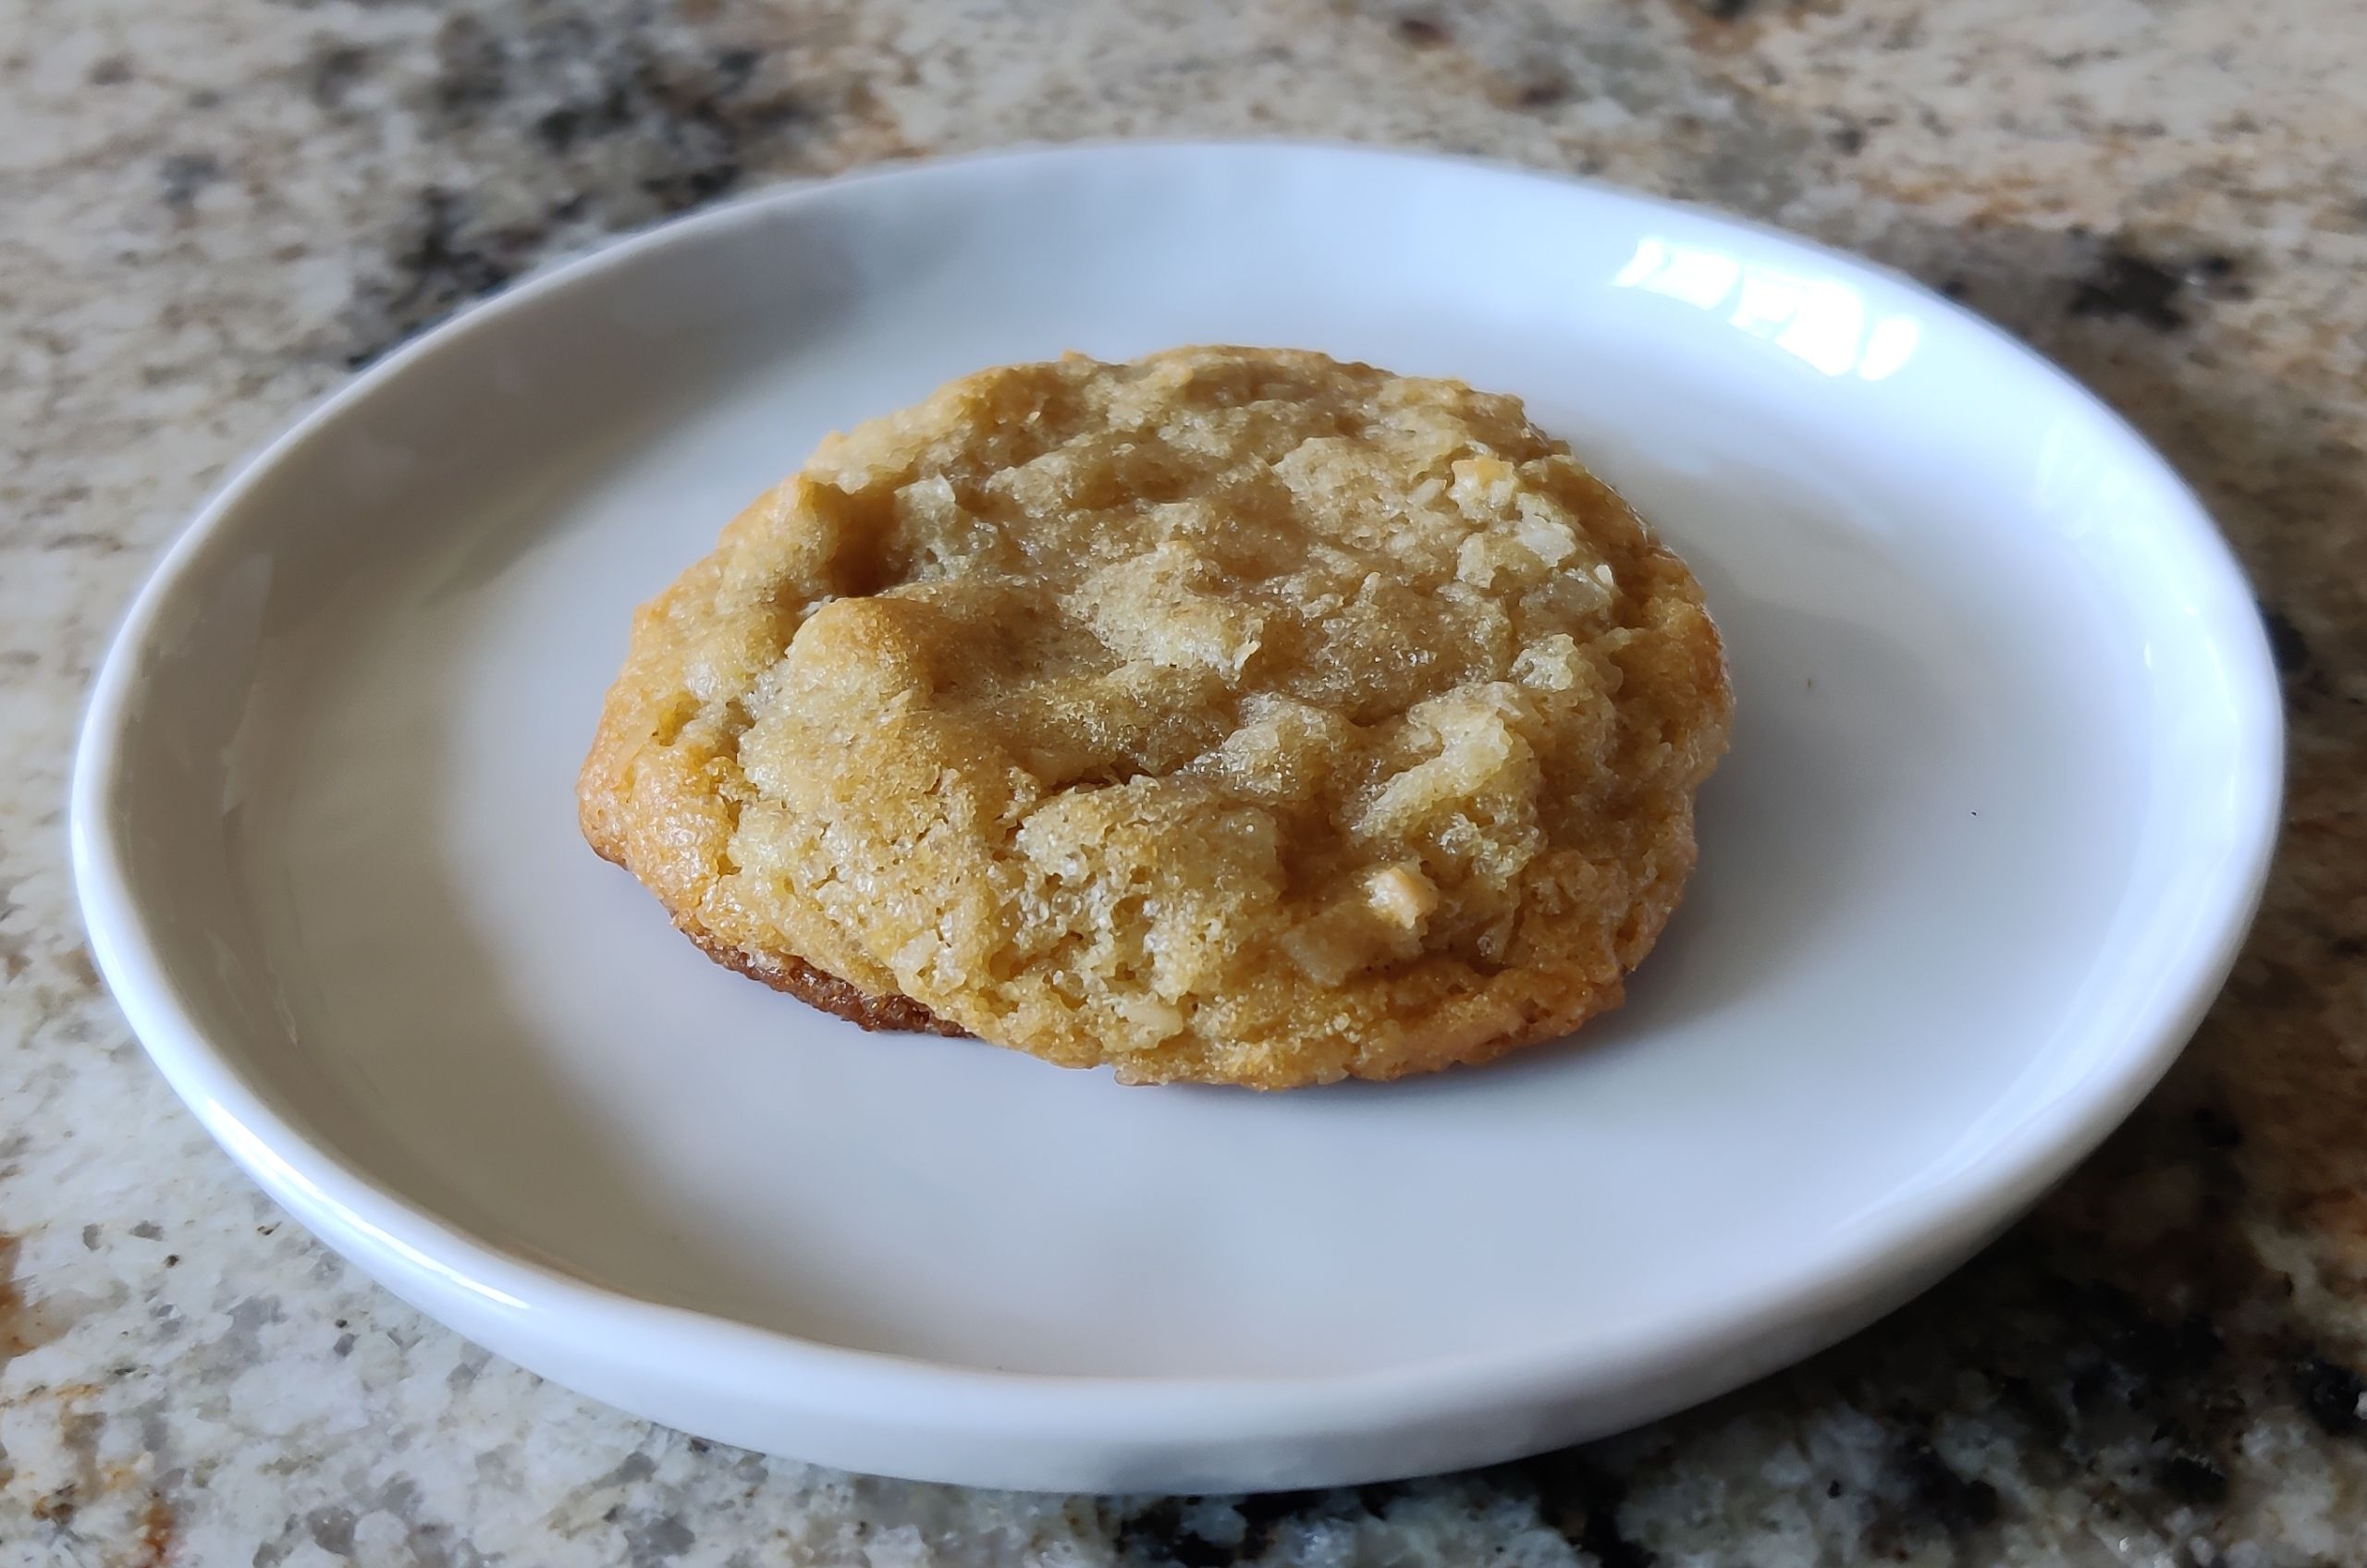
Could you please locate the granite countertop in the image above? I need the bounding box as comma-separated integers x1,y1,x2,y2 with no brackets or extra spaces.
4,0,2363,1562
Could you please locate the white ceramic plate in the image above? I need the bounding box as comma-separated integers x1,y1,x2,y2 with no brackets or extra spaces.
73,143,2280,1492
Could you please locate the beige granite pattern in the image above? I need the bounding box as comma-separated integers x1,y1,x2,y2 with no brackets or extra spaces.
4,0,2366,1562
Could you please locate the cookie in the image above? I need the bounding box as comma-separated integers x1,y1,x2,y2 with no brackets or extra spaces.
580,346,1730,1087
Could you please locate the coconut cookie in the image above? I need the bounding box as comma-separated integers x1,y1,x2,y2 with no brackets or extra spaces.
580,346,1730,1087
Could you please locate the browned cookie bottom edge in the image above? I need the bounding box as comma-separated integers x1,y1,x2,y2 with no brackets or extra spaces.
680,924,970,1038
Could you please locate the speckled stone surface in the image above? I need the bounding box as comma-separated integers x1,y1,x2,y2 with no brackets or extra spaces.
4,0,2364,1562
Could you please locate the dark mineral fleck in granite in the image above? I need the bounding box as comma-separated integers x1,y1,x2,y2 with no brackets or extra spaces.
2069,247,2190,330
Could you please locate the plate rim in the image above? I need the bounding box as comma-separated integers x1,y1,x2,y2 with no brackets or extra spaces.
69,139,2286,1477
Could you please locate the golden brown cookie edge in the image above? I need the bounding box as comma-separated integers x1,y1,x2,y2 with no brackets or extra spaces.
678,923,971,1038
578,768,968,1039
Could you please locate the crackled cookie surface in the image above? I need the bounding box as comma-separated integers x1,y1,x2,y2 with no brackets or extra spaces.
580,346,1730,1087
